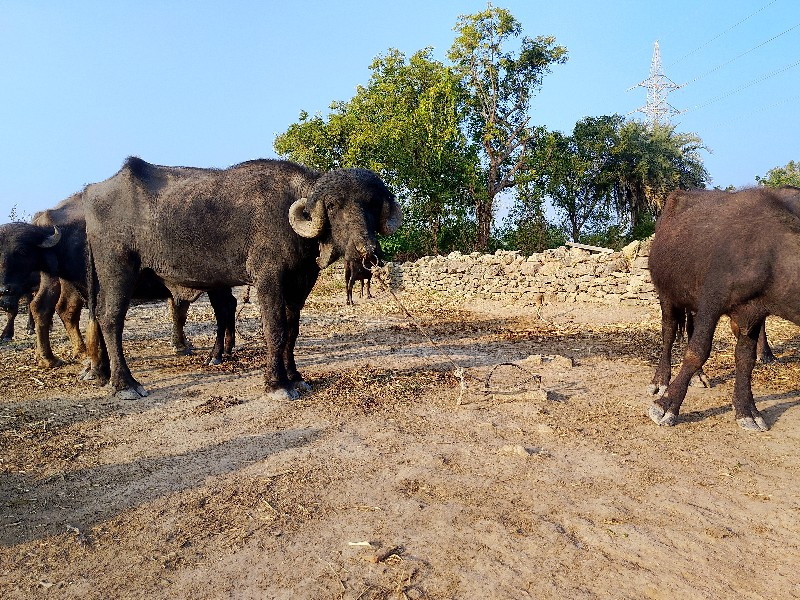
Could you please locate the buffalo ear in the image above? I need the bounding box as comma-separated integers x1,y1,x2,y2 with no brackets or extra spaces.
379,201,402,235
38,226,62,248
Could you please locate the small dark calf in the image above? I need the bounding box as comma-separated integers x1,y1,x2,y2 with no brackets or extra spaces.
345,258,374,305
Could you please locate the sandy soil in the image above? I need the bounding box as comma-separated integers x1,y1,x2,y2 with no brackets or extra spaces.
1,271,799,599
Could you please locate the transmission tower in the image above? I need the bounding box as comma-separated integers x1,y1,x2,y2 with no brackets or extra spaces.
630,41,683,127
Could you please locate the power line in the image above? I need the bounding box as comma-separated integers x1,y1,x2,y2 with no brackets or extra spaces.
684,93,800,129
667,0,780,68
680,21,800,87
682,56,800,114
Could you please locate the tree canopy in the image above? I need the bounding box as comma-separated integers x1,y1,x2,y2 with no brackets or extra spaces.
448,4,567,250
275,48,478,257
274,6,710,259
756,160,800,188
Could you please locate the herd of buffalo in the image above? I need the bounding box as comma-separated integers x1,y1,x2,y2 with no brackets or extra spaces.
1,157,799,432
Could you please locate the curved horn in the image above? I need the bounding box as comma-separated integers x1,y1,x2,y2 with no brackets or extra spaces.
379,200,403,235
288,198,326,239
38,226,62,248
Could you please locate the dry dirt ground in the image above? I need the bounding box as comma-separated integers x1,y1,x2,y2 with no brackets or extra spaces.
1,271,799,599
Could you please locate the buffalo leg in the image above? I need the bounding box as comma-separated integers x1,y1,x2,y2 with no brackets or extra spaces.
169,296,193,355
345,263,353,305
30,274,64,368
55,281,86,359
206,288,236,365
24,292,35,335
649,300,682,395
95,260,147,399
222,289,236,357
284,302,311,393
1,301,18,342
730,314,769,431
686,312,711,388
257,278,296,401
81,313,110,385
756,321,775,364
365,277,372,299
649,309,718,426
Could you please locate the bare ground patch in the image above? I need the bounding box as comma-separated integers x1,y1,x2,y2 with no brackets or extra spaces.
2,274,800,599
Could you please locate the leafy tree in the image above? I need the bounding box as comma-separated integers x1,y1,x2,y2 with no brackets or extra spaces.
611,121,708,230
521,117,618,242
275,48,479,257
497,178,566,254
756,160,800,187
448,4,567,250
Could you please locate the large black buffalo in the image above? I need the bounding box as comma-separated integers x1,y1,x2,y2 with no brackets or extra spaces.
0,194,236,371
84,157,401,400
648,186,800,431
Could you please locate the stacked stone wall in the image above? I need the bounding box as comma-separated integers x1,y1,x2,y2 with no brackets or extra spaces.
373,239,657,307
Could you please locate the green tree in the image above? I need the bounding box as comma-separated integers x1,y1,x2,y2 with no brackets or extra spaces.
275,48,479,257
611,121,708,231
448,4,567,251
756,160,800,187
498,177,566,254
523,117,619,242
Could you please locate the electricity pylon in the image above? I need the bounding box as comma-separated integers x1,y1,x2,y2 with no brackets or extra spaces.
629,40,683,127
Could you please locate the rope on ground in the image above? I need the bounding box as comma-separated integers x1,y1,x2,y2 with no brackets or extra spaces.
368,263,542,406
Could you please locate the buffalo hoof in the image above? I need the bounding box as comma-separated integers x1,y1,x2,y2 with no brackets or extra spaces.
293,380,312,393
263,387,299,403
690,371,712,388
38,357,65,369
737,416,770,432
79,362,108,385
646,383,667,396
0,336,11,344
648,403,678,426
111,385,149,400
206,357,222,366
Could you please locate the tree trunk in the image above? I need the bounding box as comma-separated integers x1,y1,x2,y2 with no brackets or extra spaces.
475,196,493,251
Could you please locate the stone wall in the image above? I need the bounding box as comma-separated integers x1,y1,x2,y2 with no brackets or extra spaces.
375,239,657,307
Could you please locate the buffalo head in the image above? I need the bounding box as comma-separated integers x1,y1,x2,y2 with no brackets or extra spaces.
289,169,401,268
0,223,60,310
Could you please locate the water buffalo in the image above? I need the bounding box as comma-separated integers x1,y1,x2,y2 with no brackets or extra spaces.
0,272,37,342
647,186,800,431
0,195,235,370
84,157,401,400
345,256,375,305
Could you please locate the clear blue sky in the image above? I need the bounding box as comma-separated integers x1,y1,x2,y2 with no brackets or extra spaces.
2,0,798,222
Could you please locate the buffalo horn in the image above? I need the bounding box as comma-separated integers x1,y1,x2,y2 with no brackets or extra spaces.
289,198,326,239
379,200,403,235
38,226,62,248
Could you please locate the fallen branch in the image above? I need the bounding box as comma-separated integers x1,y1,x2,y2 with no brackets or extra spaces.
566,241,614,254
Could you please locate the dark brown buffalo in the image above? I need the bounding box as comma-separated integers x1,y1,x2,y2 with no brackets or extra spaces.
648,186,800,431
84,157,401,400
0,195,235,370
345,257,375,305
